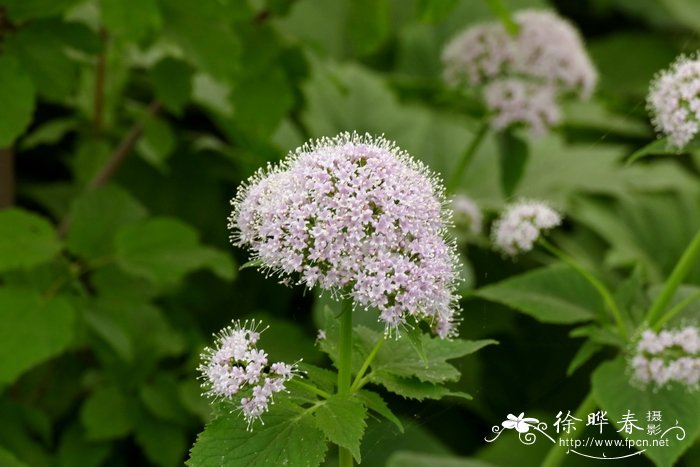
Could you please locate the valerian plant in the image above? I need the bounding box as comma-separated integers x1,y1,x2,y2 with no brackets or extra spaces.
188,133,495,466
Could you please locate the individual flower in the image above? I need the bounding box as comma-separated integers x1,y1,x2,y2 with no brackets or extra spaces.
491,200,562,256
229,133,461,338
198,320,297,427
484,79,560,136
451,194,483,236
629,325,700,390
442,9,597,134
647,55,700,149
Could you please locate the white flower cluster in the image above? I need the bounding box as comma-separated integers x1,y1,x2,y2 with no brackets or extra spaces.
198,320,296,427
629,326,700,390
647,55,700,149
451,194,483,236
491,200,562,256
442,9,597,134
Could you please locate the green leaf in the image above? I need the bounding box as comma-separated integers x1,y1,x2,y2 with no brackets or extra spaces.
84,310,133,362
475,263,602,324
188,403,328,467
239,258,264,270
357,390,403,433
135,415,187,467
416,0,460,22
57,423,111,467
115,217,235,285
0,208,61,273
298,363,336,394
626,138,672,165
314,394,367,462
0,55,36,146
0,0,84,21
67,185,147,260
0,445,29,467
370,372,471,401
347,0,389,56
19,117,77,150
136,117,176,172
388,452,497,467
5,20,77,100
150,57,193,114
497,130,529,197
592,357,700,467
566,340,602,376
139,375,190,425
101,0,161,41
0,289,75,384
80,386,134,440
658,0,700,32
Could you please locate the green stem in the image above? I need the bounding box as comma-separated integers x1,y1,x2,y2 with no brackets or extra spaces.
288,379,331,400
541,391,597,467
337,299,354,467
539,239,627,339
350,336,386,392
646,229,700,327
446,121,489,194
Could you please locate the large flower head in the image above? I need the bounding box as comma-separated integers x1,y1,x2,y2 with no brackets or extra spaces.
229,133,461,338
491,200,562,256
629,325,700,390
198,320,297,428
647,55,700,149
442,9,597,134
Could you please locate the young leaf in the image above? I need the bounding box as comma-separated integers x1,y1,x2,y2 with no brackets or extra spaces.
313,394,367,463
0,289,75,384
592,357,700,467
496,130,529,197
475,263,602,324
0,55,35,146
0,208,60,273
188,403,327,467
357,390,404,433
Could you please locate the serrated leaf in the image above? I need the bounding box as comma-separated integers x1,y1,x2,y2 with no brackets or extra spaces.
475,263,602,324
371,372,472,401
357,390,403,433
80,386,134,440
592,357,700,467
115,217,235,285
313,395,367,462
151,57,193,114
67,185,147,260
0,55,36,146
404,324,429,369
188,403,327,467
0,289,75,384
298,364,336,394
497,130,529,197
0,208,61,273
566,340,602,376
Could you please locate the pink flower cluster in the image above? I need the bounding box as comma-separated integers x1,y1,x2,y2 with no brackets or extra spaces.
629,326,700,390
198,320,296,427
491,200,562,256
442,10,597,134
230,133,461,337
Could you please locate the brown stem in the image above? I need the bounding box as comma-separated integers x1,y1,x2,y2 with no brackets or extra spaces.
92,28,108,135
0,147,14,208
57,101,162,237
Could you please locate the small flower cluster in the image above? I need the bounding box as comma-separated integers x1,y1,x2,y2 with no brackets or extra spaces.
491,200,562,256
647,55,700,149
230,133,461,338
198,320,296,427
451,194,483,236
442,9,597,134
629,326,700,390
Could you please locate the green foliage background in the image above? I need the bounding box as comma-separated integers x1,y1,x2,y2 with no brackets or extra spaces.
0,0,699,465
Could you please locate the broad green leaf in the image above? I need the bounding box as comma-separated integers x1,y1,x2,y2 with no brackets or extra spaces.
298,364,336,394
370,372,471,401
57,423,111,467
0,208,61,272
101,0,161,41
347,0,389,56
496,130,528,197
136,117,176,172
5,20,77,100
357,390,403,433
84,310,133,362
475,263,602,324
388,452,497,467
80,386,134,440
313,395,367,462
150,57,193,114
66,185,147,260
0,289,75,384
115,217,235,285
188,403,327,467
139,375,191,425
135,415,187,467
592,357,700,467
0,0,84,21
0,56,36,146
566,340,602,376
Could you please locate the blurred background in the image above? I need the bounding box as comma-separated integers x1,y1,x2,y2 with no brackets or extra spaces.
0,0,699,465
